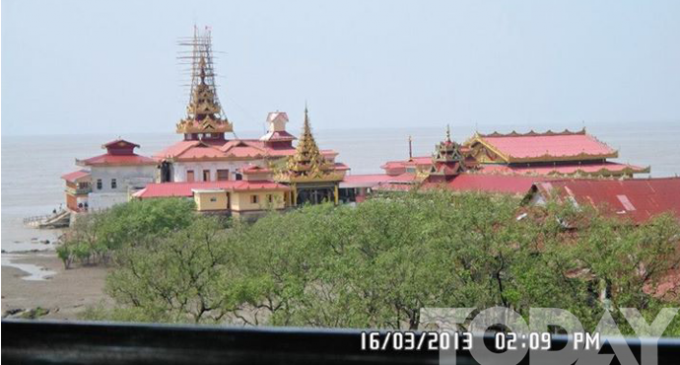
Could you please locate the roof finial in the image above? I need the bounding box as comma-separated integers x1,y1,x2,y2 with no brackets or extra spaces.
408,135,413,161
304,101,309,128
446,124,451,142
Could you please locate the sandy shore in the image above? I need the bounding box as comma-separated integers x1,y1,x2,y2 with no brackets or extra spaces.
2,251,112,320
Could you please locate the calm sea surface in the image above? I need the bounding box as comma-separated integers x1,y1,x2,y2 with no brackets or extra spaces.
2,122,679,252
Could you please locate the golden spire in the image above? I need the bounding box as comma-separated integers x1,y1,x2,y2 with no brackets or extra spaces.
274,106,343,183
176,27,232,137
289,106,324,173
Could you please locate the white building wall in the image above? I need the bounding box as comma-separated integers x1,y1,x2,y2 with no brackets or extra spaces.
88,165,157,210
89,192,129,211
172,160,265,182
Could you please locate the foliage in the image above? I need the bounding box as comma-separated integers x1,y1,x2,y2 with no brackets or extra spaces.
105,218,239,323
94,192,680,334
57,199,197,269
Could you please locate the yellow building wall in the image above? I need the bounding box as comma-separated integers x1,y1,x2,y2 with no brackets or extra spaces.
193,191,229,211
230,190,287,212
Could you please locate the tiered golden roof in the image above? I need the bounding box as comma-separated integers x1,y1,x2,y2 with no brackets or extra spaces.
434,125,464,162
426,125,466,178
176,29,233,135
275,107,344,183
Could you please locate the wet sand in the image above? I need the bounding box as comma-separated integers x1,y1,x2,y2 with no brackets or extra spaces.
1,251,112,320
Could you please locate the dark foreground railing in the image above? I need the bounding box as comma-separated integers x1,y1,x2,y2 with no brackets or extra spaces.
3,320,680,365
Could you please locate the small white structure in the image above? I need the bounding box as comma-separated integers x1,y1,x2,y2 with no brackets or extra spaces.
76,140,157,211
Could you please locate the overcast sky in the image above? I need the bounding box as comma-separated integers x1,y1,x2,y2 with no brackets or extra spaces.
2,0,679,136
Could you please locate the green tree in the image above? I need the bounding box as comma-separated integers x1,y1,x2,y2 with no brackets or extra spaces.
96,192,680,334
105,218,238,323
57,198,197,268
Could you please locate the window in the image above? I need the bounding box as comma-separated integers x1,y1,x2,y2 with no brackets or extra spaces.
251,195,259,204
187,170,195,182
210,197,217,202
96,179,102,190
203,170,211,182
235,173,242,181
217,169,229,181
111,179,117,189
268,194,273,203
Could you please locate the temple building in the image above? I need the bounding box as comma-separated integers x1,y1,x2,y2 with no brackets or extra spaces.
374,130,538,195
273,107,348,205
137,109,347,215
120,28,346,216
381,128,648,179
359,126,651,199
58,27,660,219
463,129,649,177
153,28,344,189
61,140,157,212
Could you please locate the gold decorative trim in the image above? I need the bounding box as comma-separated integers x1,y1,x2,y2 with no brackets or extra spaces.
477,127,587,138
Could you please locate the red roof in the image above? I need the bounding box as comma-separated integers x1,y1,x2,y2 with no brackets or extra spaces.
532,178,680,223
134,181,291,199
479,162,649,176
154,139,341,163
77,154,157,166
473,130,617,162
370,173,420,191
334,162,350,171
381,156,432,174
260,130,297,142
61,170,90,182
433,173,549,195
242,164,271,173
341,174,402,188
153,140,201,159
103,139,140,149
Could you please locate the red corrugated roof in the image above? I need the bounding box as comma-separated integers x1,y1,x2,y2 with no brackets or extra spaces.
61,170,90,182
340,174,399,188
153,141,202,159
479,133,616,161
77,154,157,166
260,130,297,142
533,178,680,223
342,174,395,184
381,157,432,172
177,146,229,159
134,181,291,199
441,173,549,195
479,162,649,176
242,164,270,173
154,139,339,161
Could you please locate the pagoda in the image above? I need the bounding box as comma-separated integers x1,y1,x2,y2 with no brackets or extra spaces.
424,126,469,183
274,106,346,205
175,27,233,141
